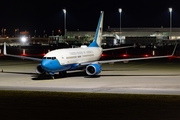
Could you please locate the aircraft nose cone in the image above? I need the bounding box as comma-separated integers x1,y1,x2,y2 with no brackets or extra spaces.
41,59,61,72
41,59,52,70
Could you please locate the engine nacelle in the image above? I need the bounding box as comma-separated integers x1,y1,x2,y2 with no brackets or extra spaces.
86,63,102,75
36,64,45,74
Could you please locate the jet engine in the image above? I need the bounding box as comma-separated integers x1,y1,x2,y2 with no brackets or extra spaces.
36,64,45,74
86,63,102,75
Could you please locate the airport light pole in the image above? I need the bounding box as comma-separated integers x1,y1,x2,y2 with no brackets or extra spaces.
34,30,36,37
17,28,19,36
1,28,3,37
169,8,172,40
43,30,45,37
119,8,122,42
15,29,17,37
52,30,54,36
63,9,66,39
4,29,6,37
119,8,122,36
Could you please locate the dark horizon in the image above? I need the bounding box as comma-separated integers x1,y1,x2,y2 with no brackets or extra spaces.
0,0,180,36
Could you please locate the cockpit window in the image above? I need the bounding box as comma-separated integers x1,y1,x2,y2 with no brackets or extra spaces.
52,57,56,60
42,57,56,60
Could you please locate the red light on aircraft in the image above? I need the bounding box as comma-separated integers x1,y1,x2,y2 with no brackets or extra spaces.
168,55,175,60
144,54,149,57
42,53,46,56
101,53,106,57
122,54,128,57
22,53,27,56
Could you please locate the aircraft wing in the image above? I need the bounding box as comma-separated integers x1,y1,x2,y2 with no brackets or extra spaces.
3,54,42,61
3,42,42,62
97,55,171,64
80,43,177,65
102,45,134,51
80,55,171,65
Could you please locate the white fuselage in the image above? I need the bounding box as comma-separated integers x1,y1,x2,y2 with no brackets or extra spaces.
44,47,103,65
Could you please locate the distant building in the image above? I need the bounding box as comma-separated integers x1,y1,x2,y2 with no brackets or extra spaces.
49,35,64,44
20,31,30,37
66,27,180,46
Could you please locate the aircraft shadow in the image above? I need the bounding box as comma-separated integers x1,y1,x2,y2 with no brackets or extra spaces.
1,71,35,75
1,71,179,80
31,71,100,80
32,72,179,80
1,70,99,80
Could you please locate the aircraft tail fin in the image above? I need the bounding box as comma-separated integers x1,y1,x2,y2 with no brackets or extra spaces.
88,11,104,47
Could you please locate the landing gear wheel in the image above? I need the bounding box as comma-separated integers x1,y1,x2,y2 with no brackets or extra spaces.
51,76,54,79
59,71,67,77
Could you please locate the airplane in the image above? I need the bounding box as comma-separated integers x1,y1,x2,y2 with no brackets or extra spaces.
3,11,177,79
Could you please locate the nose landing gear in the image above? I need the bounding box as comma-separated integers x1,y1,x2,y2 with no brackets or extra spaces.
51,76,55,79
49,72,55,79
47,71,67,79
59,71,67,77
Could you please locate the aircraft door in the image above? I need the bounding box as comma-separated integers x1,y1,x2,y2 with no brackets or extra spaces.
60,55,66,65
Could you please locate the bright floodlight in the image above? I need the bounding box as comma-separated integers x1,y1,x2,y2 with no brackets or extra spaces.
169,8,172,12
21,36,27,42
63,9,66,13
119,8,122,13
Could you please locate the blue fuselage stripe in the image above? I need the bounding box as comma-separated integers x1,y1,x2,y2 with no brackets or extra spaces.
41,59,70,73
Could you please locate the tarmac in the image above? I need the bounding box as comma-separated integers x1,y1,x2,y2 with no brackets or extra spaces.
0,57,180,95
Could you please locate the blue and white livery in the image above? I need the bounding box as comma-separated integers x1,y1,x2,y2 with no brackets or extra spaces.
3,11,176,79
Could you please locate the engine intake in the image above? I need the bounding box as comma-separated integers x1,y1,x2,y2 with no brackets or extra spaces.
36,64,45,74
86,63,102,75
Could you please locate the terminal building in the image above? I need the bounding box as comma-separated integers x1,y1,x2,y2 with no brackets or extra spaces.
66,27,179,46
0,27,179,46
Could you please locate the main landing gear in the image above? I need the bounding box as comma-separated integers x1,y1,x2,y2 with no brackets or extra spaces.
59,71,67,77
51,76,55,79
50,71,67,79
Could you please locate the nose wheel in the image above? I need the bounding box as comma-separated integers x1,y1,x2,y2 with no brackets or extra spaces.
48,71,67,79
49,72,55,79
51,76,54,79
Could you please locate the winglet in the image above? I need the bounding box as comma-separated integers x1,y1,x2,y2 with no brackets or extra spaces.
171,43,178,56
3,42,7,55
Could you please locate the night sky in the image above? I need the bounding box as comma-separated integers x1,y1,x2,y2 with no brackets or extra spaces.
0,0,180,36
